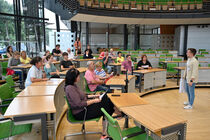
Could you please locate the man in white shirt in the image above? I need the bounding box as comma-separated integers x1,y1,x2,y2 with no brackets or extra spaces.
67,48,75,60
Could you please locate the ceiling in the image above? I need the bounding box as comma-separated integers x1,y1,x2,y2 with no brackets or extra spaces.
71,13,210,25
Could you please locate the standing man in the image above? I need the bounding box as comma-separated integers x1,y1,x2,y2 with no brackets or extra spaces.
183,48,199,109
52,44,62,61
74,37,82,55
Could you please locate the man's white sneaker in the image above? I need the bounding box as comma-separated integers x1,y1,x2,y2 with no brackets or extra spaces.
184,105,193,109
184,102,189,105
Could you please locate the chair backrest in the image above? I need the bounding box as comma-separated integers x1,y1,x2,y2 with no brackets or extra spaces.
159,58,166,62
84,77,93,93
5,75,15,87
208,64,210,67
0,119,12,139
159,55,166,58
0,83,13,100
64,96,82,123
0,62,8,76
172,58,182,61
101,108,123,140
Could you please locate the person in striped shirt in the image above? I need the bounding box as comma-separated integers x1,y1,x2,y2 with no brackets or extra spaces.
94,61,112,80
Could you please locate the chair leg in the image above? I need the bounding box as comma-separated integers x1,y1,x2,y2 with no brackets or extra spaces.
64,123,102,140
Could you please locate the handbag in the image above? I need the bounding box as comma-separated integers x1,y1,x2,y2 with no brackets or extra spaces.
179,78,186,93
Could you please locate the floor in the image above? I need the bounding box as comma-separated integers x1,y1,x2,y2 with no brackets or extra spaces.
9,79,210,140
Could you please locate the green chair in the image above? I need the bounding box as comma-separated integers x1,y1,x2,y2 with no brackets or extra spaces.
0,61,8,77
172,58,182,61
201,52,209,54
101,108,153,140
167,63,178,75
131,55,138,62
84,77,96,94
196,54,204,57
79,55,83,59
159,58,166,68
131,51,139,54
166,54,173,57
5,75,21,94
0,83,17,114
208,64,210,67
159,55,166,58
64,96,101,139
199,49,206,52
0,118,32,139
149,51,156,54
162,51,169,54
2,55,8,58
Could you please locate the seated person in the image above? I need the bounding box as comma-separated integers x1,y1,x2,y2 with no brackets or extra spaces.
85,61,111,92
121,54,133,74
25,57,48,87
135,55,152,86
67,48,75,60
20,51,31,64
136,55,152,70
103,51,114,74
42,50,50,64
94,61,112,80
60,52,74,71
109,48,117,59
99,48,105,58
52,44,62,61
44,55,60,78
84,45,93,56
83,50,93,59
65,68,121,139
116,51,124,63
8,51,24,83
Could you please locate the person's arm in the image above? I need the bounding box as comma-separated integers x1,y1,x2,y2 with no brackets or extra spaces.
61,65,70,71
30,77,48,82
148,61,152,69
191,60,199,82
6,53,11,58
103,57,108,65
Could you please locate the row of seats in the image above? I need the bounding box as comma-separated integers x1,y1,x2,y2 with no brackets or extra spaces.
79,0,203,10
0,76,32,139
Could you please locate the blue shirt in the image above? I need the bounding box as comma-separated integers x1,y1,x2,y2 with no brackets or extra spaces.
44,63,57,78
25,65,43,87
94,69,106,77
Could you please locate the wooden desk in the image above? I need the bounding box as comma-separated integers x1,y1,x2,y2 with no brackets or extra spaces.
30,78,64,86
109,63,121,75
17,86,57,97
4,96,55,117
0,58,9,62
59,67,87,76
133,68,166,92
106,75,136,93
120,105,187,136
11,64,32,69
174,67,210,85
73,58,102,67
4,96,56,140
108,93,148,108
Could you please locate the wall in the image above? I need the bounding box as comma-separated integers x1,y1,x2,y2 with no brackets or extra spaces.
174,26,185,55
187,25,210,50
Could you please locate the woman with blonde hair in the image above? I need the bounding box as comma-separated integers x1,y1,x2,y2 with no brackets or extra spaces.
20,51,31,64
95,61,112,80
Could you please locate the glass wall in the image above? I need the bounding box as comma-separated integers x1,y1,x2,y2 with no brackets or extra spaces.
0,0,46,57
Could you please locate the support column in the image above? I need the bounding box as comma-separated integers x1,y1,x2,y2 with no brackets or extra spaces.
55,14,60,32
183,25,188,60
123,24,128,50
86,22,89,48
134,25,139,50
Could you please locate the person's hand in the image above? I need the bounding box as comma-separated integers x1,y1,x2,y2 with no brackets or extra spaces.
94,94,100,98
93,98,101,103
188,82,193,86
42,78,49,81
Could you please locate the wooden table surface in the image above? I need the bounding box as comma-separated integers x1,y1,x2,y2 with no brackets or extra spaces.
52,61,60,64
120,104,187,133
17,86,57,97
109,63,122,66
174,67,210,70
133,68,166,74
161,61,208,63
74,58,102,61
106,75,135,86
108,93,148,108
4,96,56,118
59,67,87,75
11,64,32,69
0,58,9,61
30,78,64,86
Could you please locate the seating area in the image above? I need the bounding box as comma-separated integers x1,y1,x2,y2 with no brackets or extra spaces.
79,0,203,10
